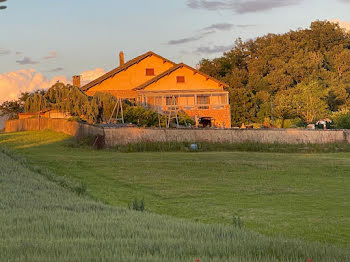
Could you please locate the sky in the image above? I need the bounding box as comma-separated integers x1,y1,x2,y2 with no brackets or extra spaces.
0,0,350,103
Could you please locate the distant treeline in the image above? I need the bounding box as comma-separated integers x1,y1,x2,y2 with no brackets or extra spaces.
199,21,350,127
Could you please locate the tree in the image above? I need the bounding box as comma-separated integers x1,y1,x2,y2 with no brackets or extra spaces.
229,88,257,126
24,83,98,123
90,92,119,123
22,83,190,127
273,90,296,128
0,91,44,119
24,93,48,114
0,101,23,120
198,20,350,125
293,81,329,123
44,83,92,121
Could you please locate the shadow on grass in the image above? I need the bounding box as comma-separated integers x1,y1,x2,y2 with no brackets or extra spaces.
0,131,94,200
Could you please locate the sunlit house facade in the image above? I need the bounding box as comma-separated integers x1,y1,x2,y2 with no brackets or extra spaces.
76,51,231,128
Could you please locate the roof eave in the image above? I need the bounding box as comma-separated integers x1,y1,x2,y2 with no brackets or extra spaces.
133,63,229,91
81,51,176,91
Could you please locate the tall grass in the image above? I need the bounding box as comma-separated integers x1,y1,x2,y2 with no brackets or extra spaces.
113,141,350,153
1,131,350,247
0,150,349,261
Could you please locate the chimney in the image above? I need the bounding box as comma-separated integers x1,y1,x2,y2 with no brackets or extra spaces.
119,51,124,66
73,75,81,88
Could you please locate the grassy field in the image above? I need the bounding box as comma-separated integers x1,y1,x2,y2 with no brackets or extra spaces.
0,131,349,249
3,139,350,261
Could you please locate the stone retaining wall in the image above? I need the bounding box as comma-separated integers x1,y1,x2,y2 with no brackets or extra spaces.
4,118,104,138
104,127,350,146
4,118,350,147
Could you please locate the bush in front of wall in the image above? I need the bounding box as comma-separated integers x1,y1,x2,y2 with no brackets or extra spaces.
124,106,161,127
332,110,350,129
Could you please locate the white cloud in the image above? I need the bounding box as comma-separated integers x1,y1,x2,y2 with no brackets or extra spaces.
187,0,302,14
0,69,68,103
80,68,106,86
0,68,106,104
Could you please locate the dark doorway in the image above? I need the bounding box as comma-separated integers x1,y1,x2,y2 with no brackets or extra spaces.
199,117,213,128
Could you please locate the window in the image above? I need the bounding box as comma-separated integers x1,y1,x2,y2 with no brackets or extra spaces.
176,76,185,83
197,95,210,105
219,95,227,104
146,68,155,76
166,96,178,105
181,95,195,106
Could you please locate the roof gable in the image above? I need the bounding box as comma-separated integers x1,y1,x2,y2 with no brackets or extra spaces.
133,63,229,91
81,51,176,91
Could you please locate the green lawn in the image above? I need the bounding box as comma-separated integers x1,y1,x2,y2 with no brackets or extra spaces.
1,131,349,248
3,141,350,261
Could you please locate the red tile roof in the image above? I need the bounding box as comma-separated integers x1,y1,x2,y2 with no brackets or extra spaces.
81,51,176,91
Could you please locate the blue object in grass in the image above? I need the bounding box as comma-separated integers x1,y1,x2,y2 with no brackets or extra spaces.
190,144,198,150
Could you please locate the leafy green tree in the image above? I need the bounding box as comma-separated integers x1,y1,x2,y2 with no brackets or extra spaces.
273,90,296,128
331,110,350,129
327,85,349,112
90,92,118,123
292,81,329,123
199,20,350,125
229,88,257,126
24,93,48,113
0,91,44,119
255,91,272,122
0,101,22,120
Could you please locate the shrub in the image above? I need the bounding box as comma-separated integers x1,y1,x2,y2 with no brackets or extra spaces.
124,106,160,127
74,183,87,195
332,110,350,129
67,116,83,122
290,117,307,128
233,215,244,229
128,198,145,212
177,111,195,126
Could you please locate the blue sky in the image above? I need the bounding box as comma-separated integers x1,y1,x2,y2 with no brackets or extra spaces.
0,0,349,79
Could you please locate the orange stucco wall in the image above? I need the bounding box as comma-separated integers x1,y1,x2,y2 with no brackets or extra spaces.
185,106,231,128
139,66,231,128
85,55,174,97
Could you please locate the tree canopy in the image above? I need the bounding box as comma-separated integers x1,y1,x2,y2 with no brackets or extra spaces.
199,21,350,127
0,90,45,120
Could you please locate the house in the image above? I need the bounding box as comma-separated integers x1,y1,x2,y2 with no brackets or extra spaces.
75,51,231,128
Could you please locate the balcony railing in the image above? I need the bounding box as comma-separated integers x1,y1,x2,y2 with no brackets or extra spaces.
152,104,226,112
